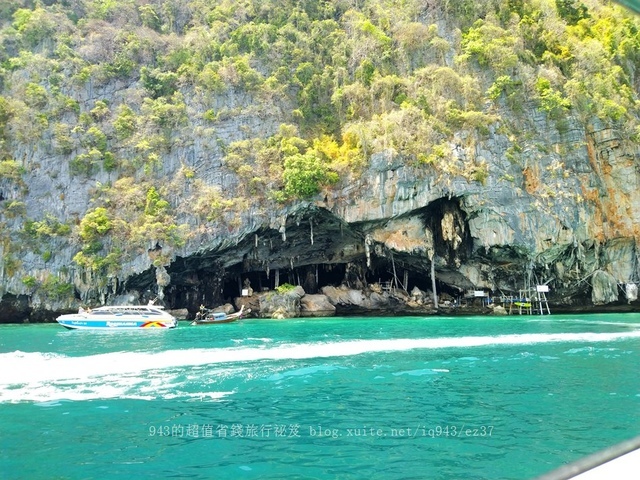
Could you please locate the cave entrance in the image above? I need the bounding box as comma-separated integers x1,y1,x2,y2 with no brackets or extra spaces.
364,258,461,299
226,259,462,303
221,264,349,301
165,197,472,313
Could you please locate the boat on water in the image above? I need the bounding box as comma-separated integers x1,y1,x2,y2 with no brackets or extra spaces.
55,303,178,330
190,305,250,325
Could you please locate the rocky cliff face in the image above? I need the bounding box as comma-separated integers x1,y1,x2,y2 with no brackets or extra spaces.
3,101,639,322
2,2,640,322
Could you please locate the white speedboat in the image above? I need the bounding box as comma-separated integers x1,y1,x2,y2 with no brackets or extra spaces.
56,304,178,330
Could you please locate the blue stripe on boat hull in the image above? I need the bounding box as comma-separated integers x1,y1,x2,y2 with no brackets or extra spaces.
56,319,175,329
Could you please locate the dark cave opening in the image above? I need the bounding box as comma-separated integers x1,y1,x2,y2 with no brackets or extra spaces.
363,261,461,299
212,257,462,313
132,254,467,317
419,196,473,265
220,263,349,302
140,198,474,314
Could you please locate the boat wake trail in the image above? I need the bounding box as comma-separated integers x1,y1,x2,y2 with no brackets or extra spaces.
1,330,639,403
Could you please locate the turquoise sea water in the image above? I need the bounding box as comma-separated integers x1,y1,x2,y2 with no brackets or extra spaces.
1,314,639,479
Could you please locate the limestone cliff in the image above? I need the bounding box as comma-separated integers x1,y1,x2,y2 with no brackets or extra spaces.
1,0,640,321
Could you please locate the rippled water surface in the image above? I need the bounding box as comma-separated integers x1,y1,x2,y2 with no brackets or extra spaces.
1,314,639,479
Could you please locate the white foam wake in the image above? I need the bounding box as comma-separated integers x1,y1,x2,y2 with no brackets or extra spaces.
1,330,639,403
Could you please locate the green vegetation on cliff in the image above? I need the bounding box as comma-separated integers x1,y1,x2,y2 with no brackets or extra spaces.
0,0,639,299
1,1,637,161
